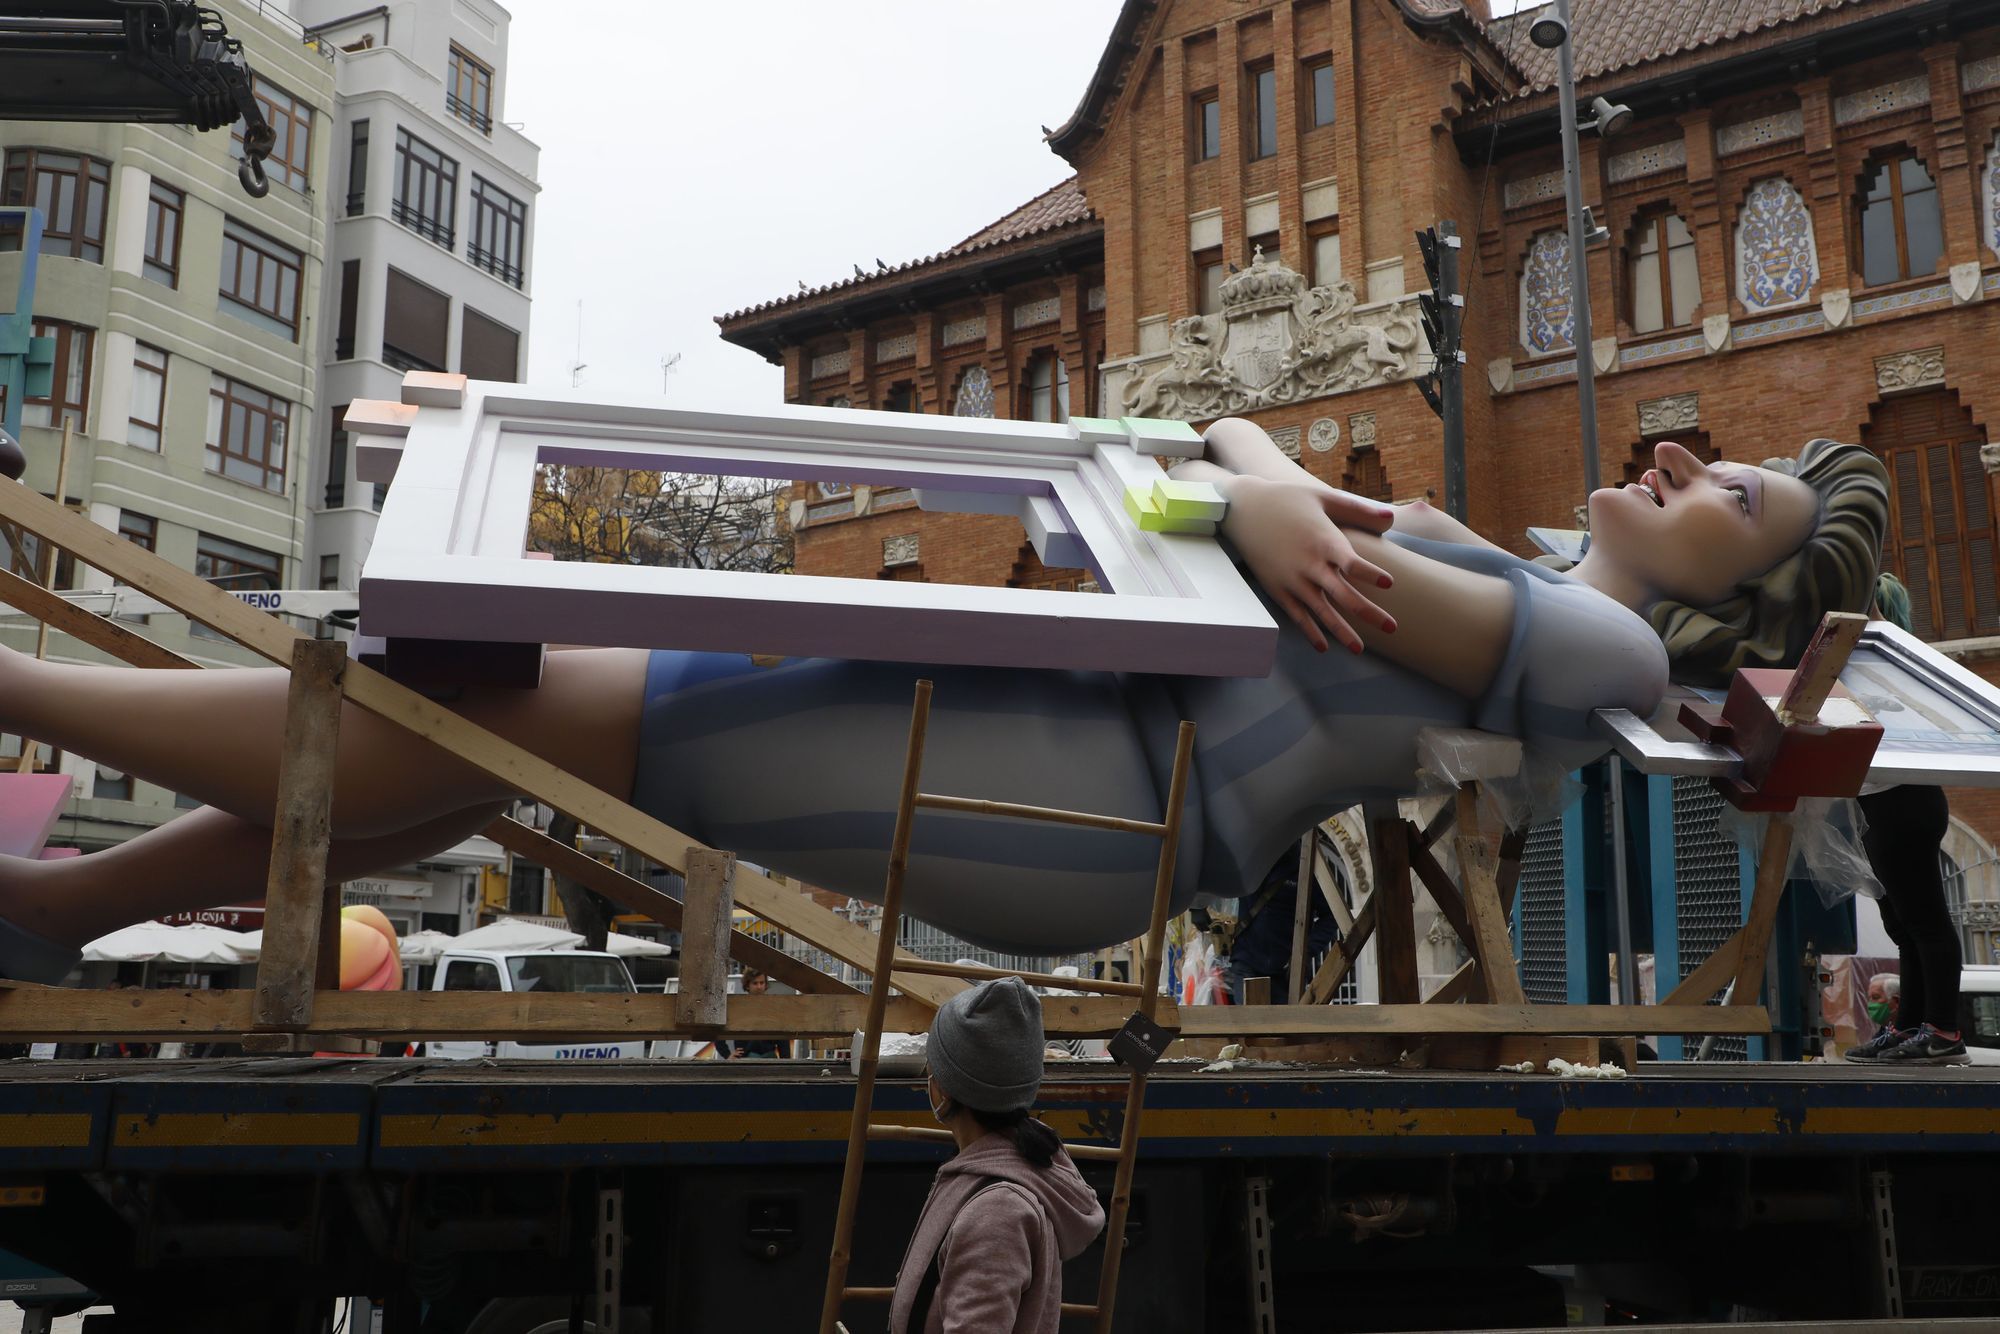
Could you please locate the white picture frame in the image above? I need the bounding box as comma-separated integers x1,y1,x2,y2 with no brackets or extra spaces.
349,373,1277,677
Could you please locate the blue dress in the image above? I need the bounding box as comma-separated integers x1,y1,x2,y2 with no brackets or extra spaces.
631,536,1667,954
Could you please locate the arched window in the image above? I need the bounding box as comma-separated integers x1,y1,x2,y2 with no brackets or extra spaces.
1857,152,1943,286
1628,212,1699,333
1518,230,1574,355
1861,388,1998,641
1023,352,1069,422
952,366,995,418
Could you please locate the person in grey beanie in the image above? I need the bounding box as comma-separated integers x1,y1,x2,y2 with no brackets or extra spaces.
888,976,1105,1334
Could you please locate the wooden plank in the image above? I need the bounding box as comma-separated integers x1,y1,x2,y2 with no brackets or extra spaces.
1302,891,1375,1005
1178,1004,1771,1038
886,958,1143,996
1242,976,1272,1007
0,986,1153,1041
913,792,1166,838
1406,837,1476,960
249,640,348,1035
481,819,851,996
314,880,343,991
1425,958,1477,1005
1454,833,1528,1006
1365,804,1420,1004
1778,612,1868,724
675,850,734,1031
1287,832,1313,1003
15,422,71,774
1311,845,1355,935
0,481,961,1007
1731,815,1797,1006
1660,932,1744,1008
1494,827,1528,911
0,568,196,669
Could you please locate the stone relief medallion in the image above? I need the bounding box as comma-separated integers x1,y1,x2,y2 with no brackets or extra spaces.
1308,417,1340,452
1122,249,1421,420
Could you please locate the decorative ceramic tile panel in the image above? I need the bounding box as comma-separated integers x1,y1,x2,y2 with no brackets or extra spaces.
1851,281,1952,319
810,349,850,379
1620,332,1705,368
952,366,995,418
806,499,853,522
1834,76,1931,125
1012,296,1061,329
817,481,852,499
1734,177,1818,312
941,316,987,347
1966,54,2000,93
1987,139,2000,262
874,333,915,362
1716,110,1803,156
1733,310,1822,345
1987,270,2000,296
1087,285,1107,312
1519,229,1575,354
1513,358,1577,388
1504,170,1564,210
1607,139,1687,183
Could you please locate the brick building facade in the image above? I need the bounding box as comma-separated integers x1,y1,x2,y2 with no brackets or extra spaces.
717,0,2000,908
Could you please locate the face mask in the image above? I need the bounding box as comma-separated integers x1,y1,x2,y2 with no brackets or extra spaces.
1866,1001,1891,1024
929,1089,952,1125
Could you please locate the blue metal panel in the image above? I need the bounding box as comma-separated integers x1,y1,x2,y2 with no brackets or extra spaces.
1646,774,1684,1060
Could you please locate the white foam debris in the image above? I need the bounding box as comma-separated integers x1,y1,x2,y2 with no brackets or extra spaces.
878,1032,928,1058
1546,1057,1627,1079
1497,1060,1537,1073
1199,1059,1240,1073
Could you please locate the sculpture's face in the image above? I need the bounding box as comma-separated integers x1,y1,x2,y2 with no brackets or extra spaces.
1587,441,1821,607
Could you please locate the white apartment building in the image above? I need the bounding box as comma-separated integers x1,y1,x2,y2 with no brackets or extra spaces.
292,0,539,593
0,0,540,939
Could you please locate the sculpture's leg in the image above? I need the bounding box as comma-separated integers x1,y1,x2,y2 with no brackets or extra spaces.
0,644,649,839
0,802,505,949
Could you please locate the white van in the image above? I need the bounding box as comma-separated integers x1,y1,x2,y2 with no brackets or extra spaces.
1960,965,2000,1066
425,948,647,1061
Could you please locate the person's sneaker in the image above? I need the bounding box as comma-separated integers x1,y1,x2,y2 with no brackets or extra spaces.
1844,1025,1913,1062
1875,1023,1971,1067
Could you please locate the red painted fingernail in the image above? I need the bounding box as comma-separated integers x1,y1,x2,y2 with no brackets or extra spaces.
1383,619,1396,633
1378,576,1392,588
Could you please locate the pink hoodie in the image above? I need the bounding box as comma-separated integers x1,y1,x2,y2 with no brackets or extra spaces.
888,1132,1106,1334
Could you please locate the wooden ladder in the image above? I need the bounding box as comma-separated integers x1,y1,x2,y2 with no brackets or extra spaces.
819,680,1196,1334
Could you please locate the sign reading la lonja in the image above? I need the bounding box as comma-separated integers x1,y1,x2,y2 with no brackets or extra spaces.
156,907,265,930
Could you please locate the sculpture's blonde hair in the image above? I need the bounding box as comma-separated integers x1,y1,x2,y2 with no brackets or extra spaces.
1650,439,1890,688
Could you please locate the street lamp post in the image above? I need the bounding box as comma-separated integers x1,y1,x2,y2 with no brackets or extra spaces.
1550,0,1603,502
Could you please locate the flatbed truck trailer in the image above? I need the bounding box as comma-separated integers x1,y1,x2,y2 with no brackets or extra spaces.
0,1057,1996,1332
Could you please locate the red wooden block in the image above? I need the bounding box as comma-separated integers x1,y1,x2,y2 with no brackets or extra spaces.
1715,668,1883,812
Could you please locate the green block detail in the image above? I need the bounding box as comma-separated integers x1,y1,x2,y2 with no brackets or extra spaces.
1151,477,1228,522
1121,416,1204,444
22,334,53,400
1068,415,1127,443
1124,483,1219,534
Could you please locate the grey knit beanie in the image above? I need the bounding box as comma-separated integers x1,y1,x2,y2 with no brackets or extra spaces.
927,976,1045,1113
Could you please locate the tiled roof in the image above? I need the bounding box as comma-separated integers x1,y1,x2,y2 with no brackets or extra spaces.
717,177,1095,325
1486,0,1881,96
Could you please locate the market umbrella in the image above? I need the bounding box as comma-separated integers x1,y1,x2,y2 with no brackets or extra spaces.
82,922,257,966
396,930,459,964
450,920,583,952
604,933,672,959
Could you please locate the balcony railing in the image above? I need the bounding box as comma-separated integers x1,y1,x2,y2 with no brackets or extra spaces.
390,199,453,249
468,242,523,289
446,91,493,135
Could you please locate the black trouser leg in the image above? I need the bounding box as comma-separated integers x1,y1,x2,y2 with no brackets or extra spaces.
1859,786,1961,1033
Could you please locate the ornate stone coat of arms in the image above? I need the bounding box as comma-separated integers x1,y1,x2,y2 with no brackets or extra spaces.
1122,249,1423,420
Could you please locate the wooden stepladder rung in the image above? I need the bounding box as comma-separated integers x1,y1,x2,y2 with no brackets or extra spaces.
819,680,1196,1334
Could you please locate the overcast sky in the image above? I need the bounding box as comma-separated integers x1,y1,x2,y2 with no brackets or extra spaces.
503,1,1539,410
504,2,1126,410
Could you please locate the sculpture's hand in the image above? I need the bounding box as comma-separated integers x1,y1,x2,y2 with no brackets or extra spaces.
1224,475,1397,653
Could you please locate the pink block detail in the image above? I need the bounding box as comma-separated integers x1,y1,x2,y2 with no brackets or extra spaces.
38,847,81,861
0,773,75,858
